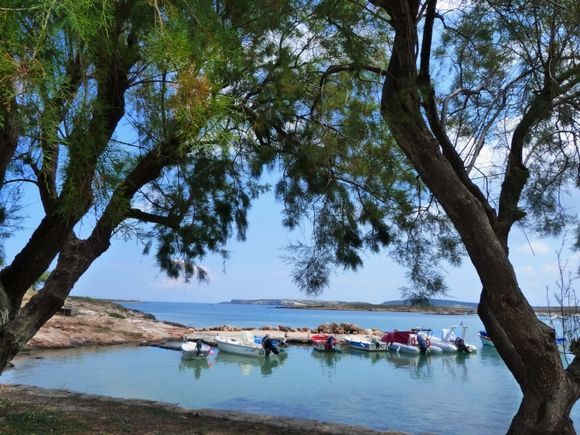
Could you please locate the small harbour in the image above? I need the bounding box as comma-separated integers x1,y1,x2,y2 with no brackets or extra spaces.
3,303,579,434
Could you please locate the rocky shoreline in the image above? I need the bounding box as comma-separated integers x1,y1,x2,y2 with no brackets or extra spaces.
24,297,385,350
24,297,193,350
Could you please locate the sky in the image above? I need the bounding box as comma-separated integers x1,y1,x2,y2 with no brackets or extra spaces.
4,179,577,306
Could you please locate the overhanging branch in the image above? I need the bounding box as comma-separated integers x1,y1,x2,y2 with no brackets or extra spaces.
127,208,180,229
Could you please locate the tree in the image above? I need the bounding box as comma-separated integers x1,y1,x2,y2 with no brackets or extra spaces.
0,0,267,370
278,1,579,433
0,0,390,372
375,2,579,432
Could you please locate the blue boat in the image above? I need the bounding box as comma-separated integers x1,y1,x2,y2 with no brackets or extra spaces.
345,336,387,352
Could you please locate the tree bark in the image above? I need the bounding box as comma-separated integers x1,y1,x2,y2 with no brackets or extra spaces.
376,1,580,433
0,137,181,372
0,96,18,187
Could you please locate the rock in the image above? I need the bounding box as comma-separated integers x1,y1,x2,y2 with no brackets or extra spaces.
25,297,192,350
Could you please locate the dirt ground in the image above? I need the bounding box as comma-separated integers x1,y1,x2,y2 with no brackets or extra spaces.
0,384,404,434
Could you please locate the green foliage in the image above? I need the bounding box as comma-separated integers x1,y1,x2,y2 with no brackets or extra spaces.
435,0,579,234
1,0,576,305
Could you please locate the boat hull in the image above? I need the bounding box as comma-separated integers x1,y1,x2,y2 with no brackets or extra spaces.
311,334,340,352
346,338,387,352
216,336,265,358
181,342,212,359
479,332,495,347
388,343,419,354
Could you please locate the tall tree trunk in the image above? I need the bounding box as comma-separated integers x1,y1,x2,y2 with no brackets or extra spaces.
376,1,580,432
0,234,106,370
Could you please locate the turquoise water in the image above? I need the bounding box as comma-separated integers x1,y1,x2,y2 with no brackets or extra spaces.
120,301,481,331
2,304,579,434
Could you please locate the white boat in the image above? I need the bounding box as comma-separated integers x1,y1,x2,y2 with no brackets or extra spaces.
428,323,477,353
345,336,388,352
215,332,266,358
181,340,213,359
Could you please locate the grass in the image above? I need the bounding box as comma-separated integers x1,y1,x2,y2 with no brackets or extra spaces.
107,311,126,319
1,410,89,433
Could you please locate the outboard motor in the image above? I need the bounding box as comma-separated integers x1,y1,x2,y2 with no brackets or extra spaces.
416,334,428,353
262,336,280,357
454,337,471,353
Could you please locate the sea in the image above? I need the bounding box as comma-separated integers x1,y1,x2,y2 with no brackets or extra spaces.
2,301,578,435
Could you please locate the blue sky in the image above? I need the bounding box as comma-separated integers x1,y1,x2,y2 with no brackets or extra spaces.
5,180,576,306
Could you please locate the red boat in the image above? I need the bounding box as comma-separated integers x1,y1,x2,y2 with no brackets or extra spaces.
311,334,339,352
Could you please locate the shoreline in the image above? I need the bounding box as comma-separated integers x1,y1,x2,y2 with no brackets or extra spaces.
0,384,403,434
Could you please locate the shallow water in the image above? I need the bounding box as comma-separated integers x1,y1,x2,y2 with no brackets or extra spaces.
3,304,579,434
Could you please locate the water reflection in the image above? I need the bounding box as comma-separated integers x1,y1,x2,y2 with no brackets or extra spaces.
344,348,386,365
385,352,433,379
214,351,287,376
178,357,212,380
311,349,342,367
479,345,503,366
439,353,473,380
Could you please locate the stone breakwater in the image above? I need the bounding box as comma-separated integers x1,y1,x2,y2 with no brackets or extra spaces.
25,298,381,350
184,322,384,346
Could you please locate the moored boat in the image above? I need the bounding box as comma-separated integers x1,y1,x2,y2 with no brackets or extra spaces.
215,332,266,358
479,330,567,352
427,323,477,353
345,336,387,352
181,340,213,359
479,330,494,347
311,334,340,352
381,330,442,355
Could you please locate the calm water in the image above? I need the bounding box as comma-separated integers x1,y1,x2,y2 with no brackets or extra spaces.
2,303,579,434
120,301,482,331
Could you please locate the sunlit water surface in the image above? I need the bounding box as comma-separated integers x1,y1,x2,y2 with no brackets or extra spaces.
2,304,578,434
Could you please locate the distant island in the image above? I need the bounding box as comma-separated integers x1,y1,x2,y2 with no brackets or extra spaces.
222,298,572,316
222,298,479,314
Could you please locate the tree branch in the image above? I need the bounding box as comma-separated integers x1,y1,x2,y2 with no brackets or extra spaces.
127,208,180,229
310,64,390,117
37,50,85,213
417,0,497,226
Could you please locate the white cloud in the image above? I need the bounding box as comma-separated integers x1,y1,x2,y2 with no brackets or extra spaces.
154,277,191,290
517,265,536,276
515,239,551,255
437,0,462,11
541,264,559,275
